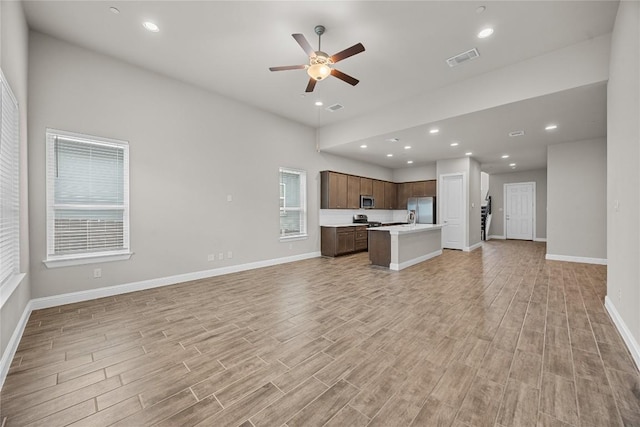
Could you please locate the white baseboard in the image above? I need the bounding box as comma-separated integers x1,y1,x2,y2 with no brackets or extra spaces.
31,251,321,310
605,296,640,371
545,253,607,265
390,250,442,271
464,242,482,252
534,238,547,242
0,300,33,389
488,235,505,240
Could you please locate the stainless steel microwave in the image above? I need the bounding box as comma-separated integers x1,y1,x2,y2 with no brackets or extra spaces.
360,195,375,209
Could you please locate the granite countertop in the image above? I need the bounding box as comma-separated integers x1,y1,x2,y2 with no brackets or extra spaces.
369,223,444,234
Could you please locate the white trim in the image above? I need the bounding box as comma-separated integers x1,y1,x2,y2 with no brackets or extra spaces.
439,172,467,250
605,296,640,371
504,181,536,241
31,251,321,310
534,238,547,242
0,300,32,389
488,235,506,240
0,273,26,309
545,253,607,265
390,249,442,271
43,252,133,268
464,242,482,252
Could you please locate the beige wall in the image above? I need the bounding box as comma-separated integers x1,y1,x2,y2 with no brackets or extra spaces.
0,1,30,362
547,138,606,260
27,32,393,299
487,169,547,240
392,163,436,182
607,2,640,352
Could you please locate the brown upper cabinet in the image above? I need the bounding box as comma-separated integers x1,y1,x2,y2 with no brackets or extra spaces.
372,180,385,209
360,177,372,196
384,182,397,210
396,183,411,209
320,171,348,209
347,175,360,209
320,170,436,210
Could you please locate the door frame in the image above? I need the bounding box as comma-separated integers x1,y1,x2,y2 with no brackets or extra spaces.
503,181,536,240
439,172,467,250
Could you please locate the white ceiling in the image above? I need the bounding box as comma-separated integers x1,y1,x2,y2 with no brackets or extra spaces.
22,1,618,173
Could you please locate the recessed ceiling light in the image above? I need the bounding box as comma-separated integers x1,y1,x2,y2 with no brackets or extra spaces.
142,21,159,32
404,145,411,150
429,129,439,134
314,101,323,107
476,6,486,14
450,142,459,147
478,27,494,39
502,154,510,159
360,144,367,148
407,160,414,164
109,6,120,14
509,163,516,167
465,152,473,156
386,154,393,157
545,124,558,131
509,130,525,137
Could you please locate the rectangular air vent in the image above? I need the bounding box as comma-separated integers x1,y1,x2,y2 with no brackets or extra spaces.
508,130,525,137
446,48,480,68
326,103,344,112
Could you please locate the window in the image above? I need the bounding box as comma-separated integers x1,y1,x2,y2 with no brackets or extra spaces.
45,129,131,267
0,71,21,289
279,167,307,239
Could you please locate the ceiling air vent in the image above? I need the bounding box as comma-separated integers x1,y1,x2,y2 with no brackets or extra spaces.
509,130,525,137
446,48,480,68
326,103,344,112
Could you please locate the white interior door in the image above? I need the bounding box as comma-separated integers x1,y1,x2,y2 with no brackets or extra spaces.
441,174,464,250
505,183,534,240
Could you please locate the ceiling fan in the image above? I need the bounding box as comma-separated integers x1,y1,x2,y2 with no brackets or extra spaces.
269,25,365,93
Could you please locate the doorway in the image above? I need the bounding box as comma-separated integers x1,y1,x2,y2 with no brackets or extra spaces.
440,173,466,250
504,182,535,240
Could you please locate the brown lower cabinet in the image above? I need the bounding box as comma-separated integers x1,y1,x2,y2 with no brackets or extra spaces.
321,226,368,257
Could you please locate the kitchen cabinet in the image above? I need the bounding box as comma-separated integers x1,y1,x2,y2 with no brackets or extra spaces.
321,226,368,257
384,182,397,209
347,175,361,209
360,177,372,196
411,181,428,197
396,183,411,209
425,180,437,197
372,180,385,209
320,171,348,209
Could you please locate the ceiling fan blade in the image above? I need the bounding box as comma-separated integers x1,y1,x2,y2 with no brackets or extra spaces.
305,78,317,93
330,43,365,63
269,65,306,72
330,68,359,86
292,33,315,57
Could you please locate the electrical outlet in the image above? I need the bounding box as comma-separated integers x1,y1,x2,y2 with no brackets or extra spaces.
227,251,233,259
218,252,224,260
208,254,215,261
93,268,102,278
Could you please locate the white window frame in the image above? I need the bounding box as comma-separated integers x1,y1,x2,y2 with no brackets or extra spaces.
0,69,25,308
279,167,307,241
44,129,132,268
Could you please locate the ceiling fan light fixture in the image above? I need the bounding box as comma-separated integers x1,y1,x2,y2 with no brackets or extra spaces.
307,63,331,80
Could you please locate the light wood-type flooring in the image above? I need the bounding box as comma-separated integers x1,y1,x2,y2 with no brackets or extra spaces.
1,240,639,426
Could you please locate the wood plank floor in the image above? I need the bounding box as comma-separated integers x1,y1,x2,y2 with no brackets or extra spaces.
1,240,639,426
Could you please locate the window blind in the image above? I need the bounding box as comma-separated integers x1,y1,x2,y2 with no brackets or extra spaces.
46,130,130,260
279,167,307,238
0,71,20,286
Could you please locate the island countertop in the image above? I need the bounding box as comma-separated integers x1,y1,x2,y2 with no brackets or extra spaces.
368,224,443,270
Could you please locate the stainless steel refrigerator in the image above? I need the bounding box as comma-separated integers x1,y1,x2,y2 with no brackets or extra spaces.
407,197,436,224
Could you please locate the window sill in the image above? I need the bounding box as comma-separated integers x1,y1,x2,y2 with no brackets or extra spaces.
43,252,133,268
279,234,308,242
1,273,27,309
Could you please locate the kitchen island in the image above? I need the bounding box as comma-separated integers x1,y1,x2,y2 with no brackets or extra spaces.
368,224,443,271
